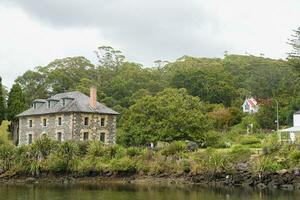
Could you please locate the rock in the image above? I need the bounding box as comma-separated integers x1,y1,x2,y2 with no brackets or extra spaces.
235,163,249,171
256,183,267,189
277,169,288,175
25,177,36,184
294,168,300,176
281,184,294,191
186,142,198,152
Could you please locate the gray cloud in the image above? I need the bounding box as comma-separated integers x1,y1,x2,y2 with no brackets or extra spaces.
1,0,229,64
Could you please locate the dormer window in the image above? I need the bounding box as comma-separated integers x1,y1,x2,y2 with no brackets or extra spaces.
33,103,37,109
63,99,66,107
48,101,51,108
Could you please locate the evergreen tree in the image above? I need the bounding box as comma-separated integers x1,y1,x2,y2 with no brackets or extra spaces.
7,83,26,122
0,77,5,125
288,27,300,70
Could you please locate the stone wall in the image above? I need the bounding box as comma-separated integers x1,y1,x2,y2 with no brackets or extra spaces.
18,113,117,145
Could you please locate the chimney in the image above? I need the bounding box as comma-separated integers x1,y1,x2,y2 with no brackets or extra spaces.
89,86,97,109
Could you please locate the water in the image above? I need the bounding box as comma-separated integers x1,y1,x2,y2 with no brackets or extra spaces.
0,183,299,200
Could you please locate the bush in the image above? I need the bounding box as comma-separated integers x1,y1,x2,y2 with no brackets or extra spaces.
229,145,252,162
87,142,104,158
161,141,186,156
110,157,136,173
202,131,221,148
0,144,15,171
252,156,283,172
204,148,229,173
126,147,142,157
240,135,261,145
182,159,190,173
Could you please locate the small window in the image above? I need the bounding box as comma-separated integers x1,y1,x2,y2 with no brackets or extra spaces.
28,134,32,144
57,132,62,142
84,117,89,126
29,120,33,128
100,117,105,127
83,132,89,141
100,132,105,142
43,118,47,127
48,101,51,108
58,117,62,126
62,99,66,107
33,103,36,109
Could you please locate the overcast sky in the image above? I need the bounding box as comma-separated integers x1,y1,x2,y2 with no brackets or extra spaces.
0,0,299,88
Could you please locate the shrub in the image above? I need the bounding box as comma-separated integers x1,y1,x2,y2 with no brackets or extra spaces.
110,157,136,173
126,147,142,157
240,135,261,145
0,144,15,171
182,159,191,173
87,142,104,158
32,136,58,159
103,145,126,159
229,145,252,162
202,131,221,148
46,153,67,172
76,141,89,156
204,148,229,173
252,156,283,173
161,141,186,156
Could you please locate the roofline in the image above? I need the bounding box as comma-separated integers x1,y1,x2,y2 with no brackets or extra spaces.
17,111,120,118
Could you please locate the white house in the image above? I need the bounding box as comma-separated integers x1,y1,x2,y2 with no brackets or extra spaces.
242,97,259,113
279,110,300,143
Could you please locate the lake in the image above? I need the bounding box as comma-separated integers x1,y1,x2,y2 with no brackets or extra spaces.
0,183,299,200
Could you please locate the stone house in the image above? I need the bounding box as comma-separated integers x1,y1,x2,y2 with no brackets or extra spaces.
16,87,119,146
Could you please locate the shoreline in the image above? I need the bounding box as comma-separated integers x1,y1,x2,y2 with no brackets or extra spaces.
1,171,300,191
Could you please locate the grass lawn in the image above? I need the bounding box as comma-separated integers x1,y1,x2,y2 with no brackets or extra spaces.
0,120,11,144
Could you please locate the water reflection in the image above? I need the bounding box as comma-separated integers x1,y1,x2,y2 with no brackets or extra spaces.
0,183,298,200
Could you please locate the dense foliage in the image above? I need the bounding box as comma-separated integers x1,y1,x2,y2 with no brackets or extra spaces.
0,27,297,145
0,77,4,126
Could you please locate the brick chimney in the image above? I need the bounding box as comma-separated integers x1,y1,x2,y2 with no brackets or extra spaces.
89,86,97,109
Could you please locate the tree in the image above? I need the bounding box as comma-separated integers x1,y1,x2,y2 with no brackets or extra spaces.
7,83,27,122
119,88,211,146
0,77,5,125
255,101,277,130
287,27,300,70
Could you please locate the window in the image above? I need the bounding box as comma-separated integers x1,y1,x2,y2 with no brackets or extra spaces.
62,99,66,107
48,101,51,108
43,118,47,127
57,132,62,142
100,117,105,127
83,132,89,141
28,134,32,144
84,117,89,126
58,117,62,125
29,120,33,128
100,132,105,143
33,103,36,109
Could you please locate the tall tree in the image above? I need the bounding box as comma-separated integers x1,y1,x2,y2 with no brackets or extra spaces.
288,27,300,70
0,77,5,125
7,83,26,121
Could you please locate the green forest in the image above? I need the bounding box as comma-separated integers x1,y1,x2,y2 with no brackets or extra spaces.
1,27,300,148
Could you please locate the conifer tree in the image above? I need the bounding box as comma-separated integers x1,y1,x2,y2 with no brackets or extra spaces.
0,77,5,125
7,83,26,122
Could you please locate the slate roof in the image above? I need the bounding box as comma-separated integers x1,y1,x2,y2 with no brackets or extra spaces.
17,91,119,117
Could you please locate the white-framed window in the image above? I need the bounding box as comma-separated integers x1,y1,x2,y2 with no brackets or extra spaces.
84,117,89,126
43,118,47,127
28,134,33,144
29,119,33,128
58,117,62,126
83,132,89,141
57,132,62,142
100,132,105,143
100,117,105,127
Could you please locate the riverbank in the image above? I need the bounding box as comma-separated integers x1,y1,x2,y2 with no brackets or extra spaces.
1,170,300,191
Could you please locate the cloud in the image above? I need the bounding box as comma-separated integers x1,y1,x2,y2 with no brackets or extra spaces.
0,0,299,87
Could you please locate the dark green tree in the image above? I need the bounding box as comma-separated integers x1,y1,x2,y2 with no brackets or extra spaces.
0,77,5,125
287,27,300,70
7,83,26,121
119,88,211,146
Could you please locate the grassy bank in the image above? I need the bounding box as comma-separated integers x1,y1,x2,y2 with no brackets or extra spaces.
0,132,298,179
